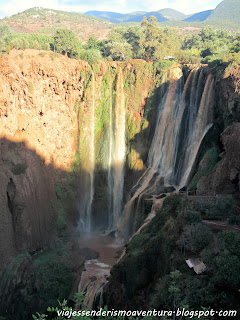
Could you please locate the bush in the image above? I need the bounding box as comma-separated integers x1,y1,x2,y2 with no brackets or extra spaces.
77,49,101,65
184,210,202,224
178,223,213,253
36,261,74,309
194,195,234,220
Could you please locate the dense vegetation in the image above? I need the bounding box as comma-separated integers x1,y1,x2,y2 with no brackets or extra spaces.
104,196,240,317
2,17,240,70
33,196,240,319
0,246,75,320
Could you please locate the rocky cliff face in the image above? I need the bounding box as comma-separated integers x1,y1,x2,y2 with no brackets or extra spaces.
195,75,240,198
0,50,89,170
0,51,162,269
197,122,240,196
0,51,90,269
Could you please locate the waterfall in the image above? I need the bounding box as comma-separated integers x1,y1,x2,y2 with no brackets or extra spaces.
77,70,95,233
111,67,126,228
108,71,113,227
147,75,184,178
173,73,214,187
106,67,126,230
88,70,95,231
118,68,215,240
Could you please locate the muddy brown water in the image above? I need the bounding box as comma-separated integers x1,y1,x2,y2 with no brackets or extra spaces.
78,232,123,308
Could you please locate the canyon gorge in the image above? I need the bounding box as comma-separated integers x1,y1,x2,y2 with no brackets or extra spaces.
0,49,240,318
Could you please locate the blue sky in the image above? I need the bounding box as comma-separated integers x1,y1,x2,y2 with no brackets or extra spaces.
0,0,223,19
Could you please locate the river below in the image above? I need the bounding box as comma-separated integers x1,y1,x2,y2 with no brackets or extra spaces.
78,232,123,308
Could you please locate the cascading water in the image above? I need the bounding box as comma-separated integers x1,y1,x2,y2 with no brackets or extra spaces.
107,72,114,228
112,67,126,228
77,70,95,232
118,67,215,240
173,72,215,187
88,70,95,231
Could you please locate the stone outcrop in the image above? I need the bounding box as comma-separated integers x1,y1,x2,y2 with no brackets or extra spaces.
197,122,240,196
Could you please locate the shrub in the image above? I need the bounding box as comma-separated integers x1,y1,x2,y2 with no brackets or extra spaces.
36,261,74,309
184,210,202,224
194,195,233,219
178,223,213,253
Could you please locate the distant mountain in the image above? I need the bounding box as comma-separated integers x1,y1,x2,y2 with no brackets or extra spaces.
130,11,167,23
158,8,188,21
184,10,213,22
84,1,240,30
85,10,168,23
85,11,132,23
206,0,240,25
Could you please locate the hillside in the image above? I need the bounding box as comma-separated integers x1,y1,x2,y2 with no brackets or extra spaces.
0,7,112,41
158,8,188,21
85,10,168,23
184,10,213,22
85,8,188,23
85,11,132,24
206,0,240,26
84,0,240,30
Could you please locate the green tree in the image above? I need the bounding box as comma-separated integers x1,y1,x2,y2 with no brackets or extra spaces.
141,16,160,60
124,26,145,58
85,36,100,50
10,38,21,50
177,223,213,254
0,24,11,39
78,48,101,65
33,40,40,50
21,37,29,49
105,41,132,61
54,29,79,56
42,42,50,51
